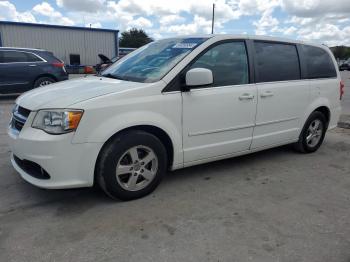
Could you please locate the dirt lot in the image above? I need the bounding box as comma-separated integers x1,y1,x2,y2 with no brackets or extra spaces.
1,87,350,261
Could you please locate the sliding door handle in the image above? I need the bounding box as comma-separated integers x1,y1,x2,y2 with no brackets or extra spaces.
239,93,254,100
260,91,274,98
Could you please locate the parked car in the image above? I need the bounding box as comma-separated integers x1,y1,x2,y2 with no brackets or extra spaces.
95,48,137,73
8,35,342,200
339,59,350,71
0,47,68,94
95,54,118,73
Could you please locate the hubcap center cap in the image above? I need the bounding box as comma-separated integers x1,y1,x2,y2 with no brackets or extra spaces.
134,163,141,171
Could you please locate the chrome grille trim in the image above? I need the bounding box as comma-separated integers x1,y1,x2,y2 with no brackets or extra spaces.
10,105,31,133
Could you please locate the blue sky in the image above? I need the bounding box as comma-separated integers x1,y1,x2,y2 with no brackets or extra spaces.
1,0,350,46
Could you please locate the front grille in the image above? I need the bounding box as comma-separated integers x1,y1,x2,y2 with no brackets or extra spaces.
17,106,31,118
13,155,51,180
10,105,31,132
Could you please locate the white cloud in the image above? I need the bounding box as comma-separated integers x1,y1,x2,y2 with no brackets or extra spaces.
253,9,279,35
33,2,55,15
56,0,106,13
283,26,297,35
85,22,102,28
33,2,74,26
228,0,281,18
281,0,350,18
127,17,153,28
159,15,185,26
1,0,350,46
0,1,36,23
162,15,213,35
297,23,350,46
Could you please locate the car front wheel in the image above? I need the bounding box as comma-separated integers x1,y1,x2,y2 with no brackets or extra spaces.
96,130,168,201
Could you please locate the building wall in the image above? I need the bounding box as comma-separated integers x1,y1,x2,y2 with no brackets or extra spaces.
0,23,117,65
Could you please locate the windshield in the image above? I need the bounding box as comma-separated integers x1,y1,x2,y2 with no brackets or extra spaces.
101,37,209,83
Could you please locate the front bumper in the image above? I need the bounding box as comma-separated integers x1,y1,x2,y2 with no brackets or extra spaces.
8,115,103,189
57,74,69,82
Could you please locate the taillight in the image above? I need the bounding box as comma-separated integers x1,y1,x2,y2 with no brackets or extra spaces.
52,62,64,68
340,80,345,100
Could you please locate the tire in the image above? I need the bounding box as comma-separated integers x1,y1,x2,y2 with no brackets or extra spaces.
96,130,168,201
293,111,327,153
33,77,56,88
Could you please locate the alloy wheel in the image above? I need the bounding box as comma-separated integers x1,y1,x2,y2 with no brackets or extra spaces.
116,145,158,191
306,119,323,148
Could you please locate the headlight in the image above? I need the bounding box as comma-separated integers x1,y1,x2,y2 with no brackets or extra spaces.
32,109,83,134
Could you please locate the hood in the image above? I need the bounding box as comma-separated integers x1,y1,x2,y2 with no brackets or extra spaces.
98,54,111,63
16,76,145,111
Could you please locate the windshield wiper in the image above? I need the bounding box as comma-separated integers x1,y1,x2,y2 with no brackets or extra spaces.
102,73,126,81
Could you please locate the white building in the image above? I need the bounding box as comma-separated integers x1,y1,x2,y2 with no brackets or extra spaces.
0,21,119,66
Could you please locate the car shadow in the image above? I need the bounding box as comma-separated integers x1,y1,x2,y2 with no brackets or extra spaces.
3,144,294,214
165,145,294,184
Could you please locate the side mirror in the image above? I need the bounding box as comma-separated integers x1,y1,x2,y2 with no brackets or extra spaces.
185,68,213,88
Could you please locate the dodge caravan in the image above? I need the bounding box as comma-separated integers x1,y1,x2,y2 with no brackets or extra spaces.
8,35,343,200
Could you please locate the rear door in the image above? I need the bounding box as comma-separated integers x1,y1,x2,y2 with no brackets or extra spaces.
182,41,257,163
251,41,310,149
0,50,43,94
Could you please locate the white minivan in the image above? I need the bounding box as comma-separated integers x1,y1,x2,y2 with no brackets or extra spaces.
8,35,343,200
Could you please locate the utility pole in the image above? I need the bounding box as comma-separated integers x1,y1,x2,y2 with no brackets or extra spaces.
211,3,215,34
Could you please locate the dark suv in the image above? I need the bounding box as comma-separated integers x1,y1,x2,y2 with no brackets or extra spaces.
0,47,68,94
339,59,350,71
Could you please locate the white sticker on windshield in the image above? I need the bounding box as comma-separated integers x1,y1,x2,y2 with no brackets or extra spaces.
172,43,198,49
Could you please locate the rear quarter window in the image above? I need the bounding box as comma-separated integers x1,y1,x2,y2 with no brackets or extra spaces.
25,53,43,62
301,45,336,79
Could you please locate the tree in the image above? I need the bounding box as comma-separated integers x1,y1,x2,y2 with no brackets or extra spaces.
330,46,350,60
119,28,153,48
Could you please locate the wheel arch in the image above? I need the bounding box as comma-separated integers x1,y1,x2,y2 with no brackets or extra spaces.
94,125,175,184
32,74,57,87
313,106,330,127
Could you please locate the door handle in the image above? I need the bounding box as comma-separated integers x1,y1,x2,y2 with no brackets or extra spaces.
28,64,37,67
260,91,274,98
239,93,254,100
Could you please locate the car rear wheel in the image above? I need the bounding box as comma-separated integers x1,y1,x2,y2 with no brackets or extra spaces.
96,130,167,201
293,111,327,153
34,77,56,88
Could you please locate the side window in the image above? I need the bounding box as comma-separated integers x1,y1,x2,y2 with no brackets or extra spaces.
2,51,29,63
254,41,300,82
25,53,42,62
301,45,336,79
189,41,249,87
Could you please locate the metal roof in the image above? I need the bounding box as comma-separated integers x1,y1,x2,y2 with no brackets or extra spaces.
0,21,119,33
0,47,47,51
